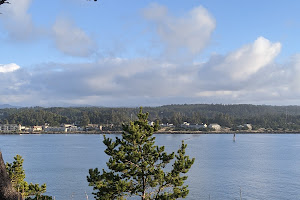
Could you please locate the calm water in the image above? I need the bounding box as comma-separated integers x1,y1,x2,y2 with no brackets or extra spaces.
1,134,300,200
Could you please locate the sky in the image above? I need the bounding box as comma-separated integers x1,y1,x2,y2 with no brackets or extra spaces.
1,0,300,107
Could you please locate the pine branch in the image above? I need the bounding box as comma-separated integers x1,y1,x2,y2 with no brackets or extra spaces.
0,0,10,5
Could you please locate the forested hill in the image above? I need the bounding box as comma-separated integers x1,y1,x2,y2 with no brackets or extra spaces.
151,104,300,117
0,104,300,129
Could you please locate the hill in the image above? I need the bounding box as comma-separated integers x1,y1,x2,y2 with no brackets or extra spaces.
0,104,299,130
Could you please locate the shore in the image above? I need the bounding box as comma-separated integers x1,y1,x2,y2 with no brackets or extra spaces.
1,130,300,135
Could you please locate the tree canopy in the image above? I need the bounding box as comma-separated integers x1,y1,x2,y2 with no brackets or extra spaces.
2,104,300,131
6,155,51,200
87,108,195,199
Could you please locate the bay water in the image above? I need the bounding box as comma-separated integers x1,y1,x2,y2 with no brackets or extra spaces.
1,134,300,200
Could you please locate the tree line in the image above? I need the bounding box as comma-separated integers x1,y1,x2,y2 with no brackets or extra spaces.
1,104,300,130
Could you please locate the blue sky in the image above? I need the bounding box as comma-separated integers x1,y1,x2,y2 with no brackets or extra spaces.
1,0,300,107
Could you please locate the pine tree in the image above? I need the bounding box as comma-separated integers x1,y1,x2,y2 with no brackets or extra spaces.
87,107,195,200
6,155,49,199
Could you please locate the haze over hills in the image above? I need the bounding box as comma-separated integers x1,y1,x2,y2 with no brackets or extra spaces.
0,104,21,109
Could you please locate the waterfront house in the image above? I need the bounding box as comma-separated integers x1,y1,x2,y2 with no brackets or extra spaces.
181,122,207,129
208,123,221,131
0,124,19,132
32,126,43,132
244,124,252,130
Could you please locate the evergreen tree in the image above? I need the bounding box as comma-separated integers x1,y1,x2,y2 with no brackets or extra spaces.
81,112,91,127
6,155,25,190
87,107,195,200
6,155,49,199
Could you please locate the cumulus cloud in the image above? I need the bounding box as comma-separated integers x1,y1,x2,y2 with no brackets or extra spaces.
0,64,28,102
287,55,300,92
52,17,97,57
198,37,282,93
211,37,281,81
1,52,299,106
28,58,176,98
0,39,283,106
0,0,36,41
0,63,20,73
143,3,216,55
0,36,294,107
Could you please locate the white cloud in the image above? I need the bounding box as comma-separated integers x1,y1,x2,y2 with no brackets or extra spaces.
0,37,292,107
143,3,216,55
198,37,281,91
0,63,20,73
212,37,281,81
286,55,300,92
0,51,299,107
0,64,28,105
0,0,296,107
0,0,35,40
52,17,97,57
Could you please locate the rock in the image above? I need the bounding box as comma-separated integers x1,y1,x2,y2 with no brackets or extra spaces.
0,151,21,200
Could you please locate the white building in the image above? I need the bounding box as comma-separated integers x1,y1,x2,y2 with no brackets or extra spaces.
181,122,190,128
18,124,26,131
244,124,252,130
148,121,155,126
237,124,252,130
208,123,221,131
181,122,207,129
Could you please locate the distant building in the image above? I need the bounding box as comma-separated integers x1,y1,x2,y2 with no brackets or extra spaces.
86,124,102,131
244,124,252,130
237,124,252,130
237,125,243,130
181,122,190,128
148,121,155,126
32,126,43,132
44,126,65,132
18,124,26,131
208,123,221,131
0,124,19,132
63,124,78,132
181,122,207,129
160,123,174,127
190,124,207,129
44,124,78,132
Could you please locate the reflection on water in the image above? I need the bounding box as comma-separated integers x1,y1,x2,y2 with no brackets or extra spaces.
1,134,300,200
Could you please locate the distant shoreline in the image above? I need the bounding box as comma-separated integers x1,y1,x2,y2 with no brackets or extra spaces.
156,131,300,134
1,130,300,135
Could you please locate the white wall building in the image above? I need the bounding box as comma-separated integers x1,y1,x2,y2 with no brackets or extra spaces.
208,123,221,131
181,122,207,129
244,124,252,130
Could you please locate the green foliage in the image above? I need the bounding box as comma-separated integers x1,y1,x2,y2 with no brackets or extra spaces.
3,104,300,131
6,155,49,199
80,112,90,127
25,194,53,200
6,155,25,189
5,108,69,126
87,107,195,200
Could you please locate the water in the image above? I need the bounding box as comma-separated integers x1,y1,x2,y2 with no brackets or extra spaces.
1,134,300,200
